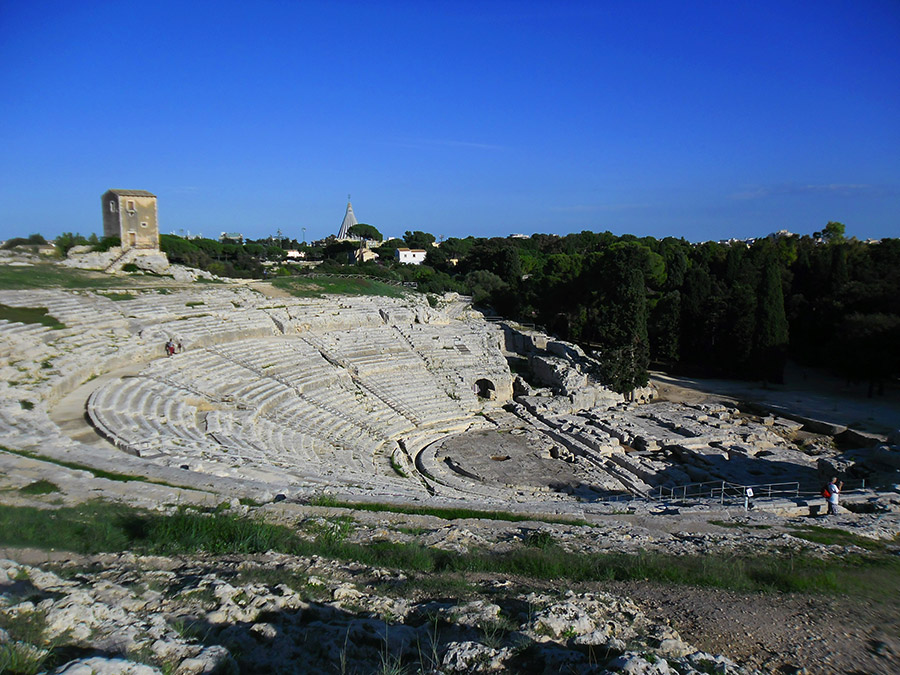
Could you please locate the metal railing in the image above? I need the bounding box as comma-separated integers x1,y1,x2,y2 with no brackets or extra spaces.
655,480,801,505
651,478,868,509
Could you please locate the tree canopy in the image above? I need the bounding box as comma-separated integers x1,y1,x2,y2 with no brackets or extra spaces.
403,230,436,249
348,223,383,241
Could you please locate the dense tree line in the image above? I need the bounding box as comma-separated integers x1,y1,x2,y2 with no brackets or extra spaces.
419,225,899,394
14,224,896,394
159,235,291,278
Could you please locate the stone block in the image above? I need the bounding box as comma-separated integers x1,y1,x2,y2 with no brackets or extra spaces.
529,354,587,395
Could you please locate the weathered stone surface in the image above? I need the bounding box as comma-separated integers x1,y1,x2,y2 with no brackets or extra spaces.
174,646,236,675
50,657,163,675
529,354,588,394
0,552,768,675
441,641,507,671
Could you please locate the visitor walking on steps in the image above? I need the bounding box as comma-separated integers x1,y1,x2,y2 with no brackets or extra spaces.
825,477,843,515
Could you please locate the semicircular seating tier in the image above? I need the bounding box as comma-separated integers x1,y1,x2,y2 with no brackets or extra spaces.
0,286,514,497
1,284,819,507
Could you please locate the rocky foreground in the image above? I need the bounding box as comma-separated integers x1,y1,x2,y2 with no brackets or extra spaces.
1,495,899,674
0,549,751,675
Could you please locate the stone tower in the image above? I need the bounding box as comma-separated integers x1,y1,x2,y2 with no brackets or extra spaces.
101,189,159,251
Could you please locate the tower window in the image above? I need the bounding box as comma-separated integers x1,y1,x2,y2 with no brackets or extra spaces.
126,200,135,213
109,201,117,213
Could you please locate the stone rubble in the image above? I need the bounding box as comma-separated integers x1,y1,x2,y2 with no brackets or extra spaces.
0,555,763,675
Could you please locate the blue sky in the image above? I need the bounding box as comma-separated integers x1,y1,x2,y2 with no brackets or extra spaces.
1,0,898,243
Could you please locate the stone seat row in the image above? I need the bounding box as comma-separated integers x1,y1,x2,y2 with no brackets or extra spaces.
0,291,129,328
212,339,342,393
141,342,465,440
206,339,416,439
152,312,276,346
87,378,376,476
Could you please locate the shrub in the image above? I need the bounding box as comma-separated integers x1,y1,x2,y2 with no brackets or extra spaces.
92,236,121,252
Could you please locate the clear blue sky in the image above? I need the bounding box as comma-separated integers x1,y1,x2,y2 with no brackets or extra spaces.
1,0,898,243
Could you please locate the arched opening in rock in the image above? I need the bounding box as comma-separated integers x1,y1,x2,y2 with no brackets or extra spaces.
474,378,496,399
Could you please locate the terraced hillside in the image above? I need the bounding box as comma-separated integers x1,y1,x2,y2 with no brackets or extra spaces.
2,274,893,514
0,283,520,502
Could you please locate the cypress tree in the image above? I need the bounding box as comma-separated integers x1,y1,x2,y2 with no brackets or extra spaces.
754,259,789,382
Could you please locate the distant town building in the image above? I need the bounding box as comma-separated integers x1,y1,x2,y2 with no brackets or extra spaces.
352,247,378,263
395,248,427,264
101,189,159,251
285,249,305,259
220,233,244,243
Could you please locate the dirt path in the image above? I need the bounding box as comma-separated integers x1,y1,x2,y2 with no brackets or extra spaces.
48,361,148,448
651,364,900,437
246,280,293,298
609,581,900,674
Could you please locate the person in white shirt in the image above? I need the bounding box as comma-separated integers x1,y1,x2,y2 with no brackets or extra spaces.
826,477,843,515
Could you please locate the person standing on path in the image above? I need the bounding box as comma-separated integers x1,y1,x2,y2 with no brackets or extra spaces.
826,476,843,515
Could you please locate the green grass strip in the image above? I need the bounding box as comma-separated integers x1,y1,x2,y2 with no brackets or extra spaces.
0,264,127,290
0,446,186,490
0,304,66,329
788,524,896,551
308,495,588,526
1,501,897,599
272,275,408,298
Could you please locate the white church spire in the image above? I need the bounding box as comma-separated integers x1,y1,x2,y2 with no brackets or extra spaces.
336,197,358,240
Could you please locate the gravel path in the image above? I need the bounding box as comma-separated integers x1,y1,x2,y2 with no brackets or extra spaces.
609,581,900,674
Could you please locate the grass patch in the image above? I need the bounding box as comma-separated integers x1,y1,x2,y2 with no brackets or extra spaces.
272,275,408,299
18,480,60,495
185,301,205,308
306,495,588,526
0,304,65,330
1,501,897,600
0,502,298,555
99,292,134,301
788,524,894,551
19,400,33,410
0,605,82,674
0,445,186,490
0,264,124,290
0,608,58,675
395,526,430,536
389,455,408,478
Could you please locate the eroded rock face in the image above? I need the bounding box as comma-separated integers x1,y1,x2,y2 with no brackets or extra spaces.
0,556,761,675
